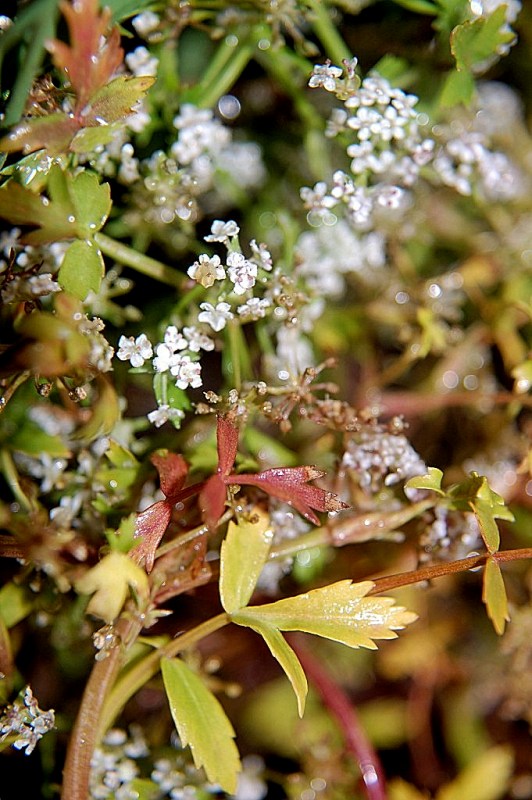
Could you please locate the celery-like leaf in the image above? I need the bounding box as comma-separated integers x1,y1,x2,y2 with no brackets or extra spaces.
482,557,510,636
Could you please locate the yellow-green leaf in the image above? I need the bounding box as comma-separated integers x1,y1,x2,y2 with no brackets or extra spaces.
482,557,510,636
232,580,417,650
220,509,274,613
0,582,33,628
405,467,444,495
239,619,308,717
58,239,104,300
436,745,513,800
75,551,149,622
161,657,241,793
388,778,428,800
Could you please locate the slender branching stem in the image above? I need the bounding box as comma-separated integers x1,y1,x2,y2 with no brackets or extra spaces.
94,232,184,288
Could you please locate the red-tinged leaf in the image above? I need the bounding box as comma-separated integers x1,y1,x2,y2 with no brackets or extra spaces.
0,113,79,155
131,499,172,573
82,75,155,126
150,451,189,500
48,0,123,112
199,474,228,532
216,416,239,476
228,467,348,525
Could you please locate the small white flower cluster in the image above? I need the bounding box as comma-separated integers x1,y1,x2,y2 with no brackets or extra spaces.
301,170,411,231
0,228,65,304
90,726,264,799
433,128,525,200
309,66,435,189
295,220,386,297
419,505,481,563
341,429,427,494
0,686,55,756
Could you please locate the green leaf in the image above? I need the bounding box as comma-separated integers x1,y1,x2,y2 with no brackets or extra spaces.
58,239,105,300
70,125,119,153
390,0,437,14
482,557,510,636
0,582,33,628
440,69,476,107
237,619,308,717
161,657,241,794
232,580,417,650
153,372,192,422
220,509,274,613
450,8,514,74
448,473,514,553
84,75,155,125
105,514,137,553
405,467,444,495
68,171,112,236
75,551,149,622
436,745,513,800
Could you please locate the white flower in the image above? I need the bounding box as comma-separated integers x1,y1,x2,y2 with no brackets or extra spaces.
308,62,343,92
163,326,188,351
170,355,202,389
131,11,160,37
226,252,258,295
125,46,158,77
204,219,240,243
249,240,273,270
116,334,153,367
152,343,178,373
147,405,185,428
27,273,61,296
198,301,234,332
182,326,215,352
187,253,225,287
237,297,271,320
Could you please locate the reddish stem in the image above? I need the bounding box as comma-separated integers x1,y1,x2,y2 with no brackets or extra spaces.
288,634,387,800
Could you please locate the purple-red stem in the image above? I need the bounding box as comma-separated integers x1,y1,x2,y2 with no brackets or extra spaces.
288,633,388,800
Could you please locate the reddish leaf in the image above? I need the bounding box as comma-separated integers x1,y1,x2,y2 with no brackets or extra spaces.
229,467,348,525
82,75,155,125
0,114,79,156
131,500,173,573
48,0,123,112
199,475,228,533
216,416,239,476
150,452,188,500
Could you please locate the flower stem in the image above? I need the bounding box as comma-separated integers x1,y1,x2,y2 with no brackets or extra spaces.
308,0,352,63
94,232,184,289
0,448,34,513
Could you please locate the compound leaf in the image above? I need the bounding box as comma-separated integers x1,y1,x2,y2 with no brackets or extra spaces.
482,557,510,636
232,580,417,650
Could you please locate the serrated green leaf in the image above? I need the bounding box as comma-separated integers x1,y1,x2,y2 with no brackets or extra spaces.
70,124,120,153
405,467,444,495
0,582,33,628
58,239,104,300
482,557,510,636
161,657,241,794
436,745,513,800
451,8,514,73
220,509,274,613
85,75,155,125
232,580,417,650
239,619,308,717
106,514,137,553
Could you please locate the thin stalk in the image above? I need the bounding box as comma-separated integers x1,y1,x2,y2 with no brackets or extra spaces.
0,448,34,513
288,634,387,800
180,33,256,109
369,547,532,596
94,232,184,289
61,616,143,800
0,371,31,413
308,0,352,63
98,612,230,736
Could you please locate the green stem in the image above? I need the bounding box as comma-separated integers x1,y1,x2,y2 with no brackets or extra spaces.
308,0,352,63
0,448,34,513
98,612,230,736
94,232,184,289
